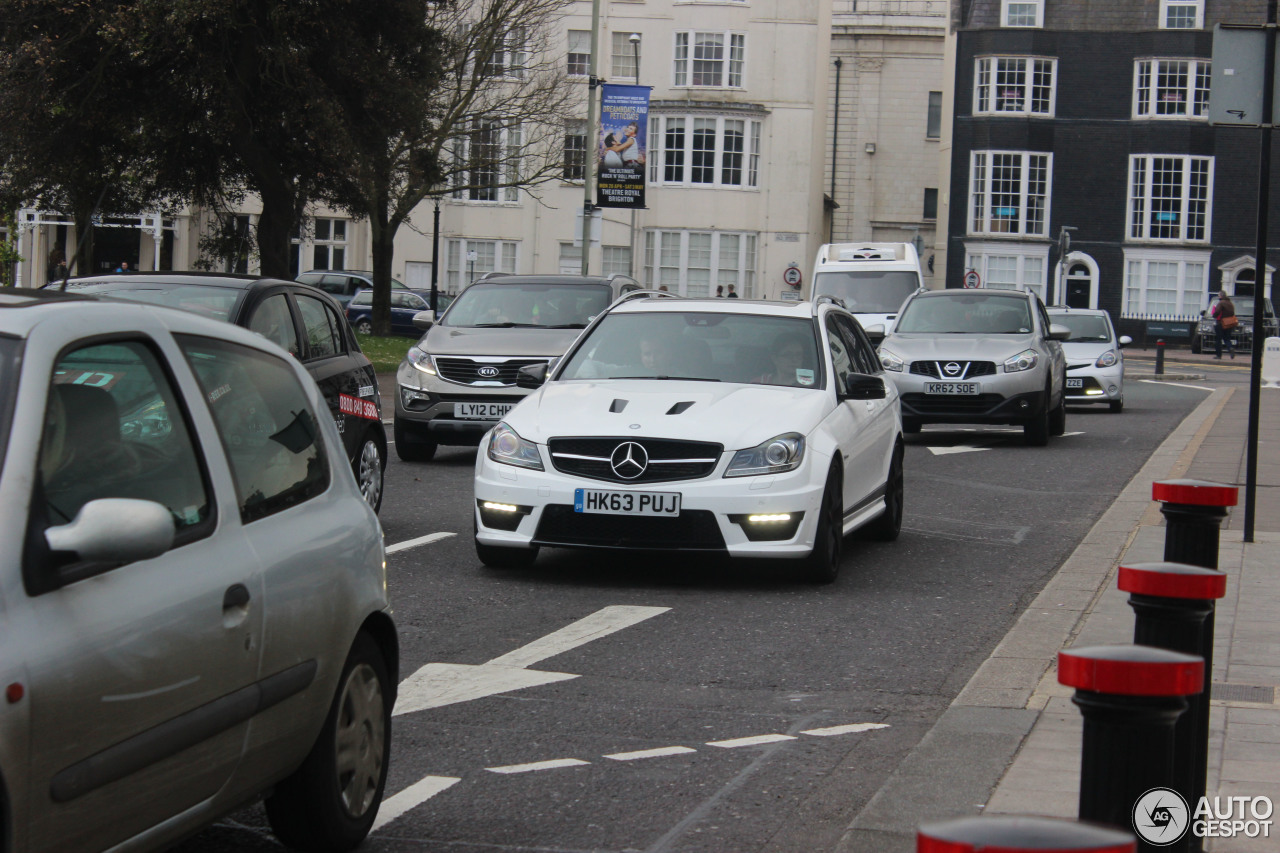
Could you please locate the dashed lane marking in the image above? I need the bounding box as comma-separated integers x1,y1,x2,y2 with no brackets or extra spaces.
370,775,460,832
487,758,591,774
386,532,456,554
707,734,797,748
1139,379,1215,392
605,746,699,761
802,722,891,736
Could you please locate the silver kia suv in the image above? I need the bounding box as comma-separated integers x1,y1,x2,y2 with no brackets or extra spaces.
877,288,1069,445
393,273,641,461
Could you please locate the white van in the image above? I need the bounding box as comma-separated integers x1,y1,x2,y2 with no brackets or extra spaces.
811,242,924,334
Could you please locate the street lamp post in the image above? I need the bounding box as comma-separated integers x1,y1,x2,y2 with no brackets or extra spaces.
429,196,441,313
629,32,641,278
579,0,603,276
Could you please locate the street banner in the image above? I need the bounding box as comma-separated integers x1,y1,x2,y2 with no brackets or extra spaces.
597,84,649,209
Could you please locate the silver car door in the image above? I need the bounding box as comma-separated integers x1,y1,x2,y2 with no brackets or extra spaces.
22,337,263,852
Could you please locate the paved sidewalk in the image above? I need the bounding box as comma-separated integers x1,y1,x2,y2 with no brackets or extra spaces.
838,382,1280,851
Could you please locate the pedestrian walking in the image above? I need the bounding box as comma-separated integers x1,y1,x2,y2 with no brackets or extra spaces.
1212,292,1237,359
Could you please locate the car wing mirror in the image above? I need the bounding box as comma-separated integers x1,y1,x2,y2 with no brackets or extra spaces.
45,498,175,585
1118,335,1133,347
516,362,549,389
841,373,886,401
1048,323,1071,341
862,323,887,345
412,309,436,331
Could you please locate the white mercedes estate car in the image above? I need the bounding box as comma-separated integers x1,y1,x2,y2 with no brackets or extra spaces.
473,296,904,582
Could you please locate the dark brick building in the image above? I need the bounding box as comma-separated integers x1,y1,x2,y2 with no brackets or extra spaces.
946,0,1278,341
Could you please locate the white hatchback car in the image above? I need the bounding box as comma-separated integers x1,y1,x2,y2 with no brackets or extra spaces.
473,296,904,582
1048,307,1131,412
0,289,395,852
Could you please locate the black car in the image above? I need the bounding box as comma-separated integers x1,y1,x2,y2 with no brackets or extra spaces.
1190,295,1278,354
62,273,387,511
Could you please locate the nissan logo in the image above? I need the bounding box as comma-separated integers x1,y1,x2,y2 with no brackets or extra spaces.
477,365,501,379
610,441,649,480
943,362,963,376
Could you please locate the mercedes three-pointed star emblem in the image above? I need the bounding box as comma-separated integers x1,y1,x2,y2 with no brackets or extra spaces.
610,441,649,479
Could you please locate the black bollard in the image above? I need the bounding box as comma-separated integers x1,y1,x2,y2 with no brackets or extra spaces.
1152,480,1238,570
918,815,1135,852
1119,563,1227,853
1059,645,1203,852
1155,339,1165,375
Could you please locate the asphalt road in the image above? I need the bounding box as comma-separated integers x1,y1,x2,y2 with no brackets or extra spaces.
177,367,1245,853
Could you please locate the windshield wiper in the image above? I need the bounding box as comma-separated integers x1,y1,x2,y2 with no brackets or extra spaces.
471,322,540,328
612,375,721,382
544,323,587,329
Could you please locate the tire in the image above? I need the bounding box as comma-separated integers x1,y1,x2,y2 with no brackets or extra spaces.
1023,392,1051,447
353,433,384,512
866,443,904,542
1109,399,1124,413
266,633,391,853
476,538,539,569
902,418,922,435
1048,387,1066,437
393,417,437,462
1190,335,1202,354
802,469,843,584
355,318,373,335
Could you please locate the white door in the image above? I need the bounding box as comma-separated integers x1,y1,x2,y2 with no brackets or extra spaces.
822,316,881,510
405,261,432,290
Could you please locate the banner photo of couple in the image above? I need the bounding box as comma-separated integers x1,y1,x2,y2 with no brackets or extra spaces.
596,84,650,210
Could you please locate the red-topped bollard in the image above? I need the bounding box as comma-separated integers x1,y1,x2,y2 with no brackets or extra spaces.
918,815,1135,852
1059,645,1204,851
1119,563,1227,852
1152,480,1238,570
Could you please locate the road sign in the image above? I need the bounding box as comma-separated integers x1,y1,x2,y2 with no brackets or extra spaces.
963,269,981,289
783,265,802,287
1209,24,1280,126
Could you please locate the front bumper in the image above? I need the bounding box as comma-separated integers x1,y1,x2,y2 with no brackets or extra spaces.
1064,362,1124,405
474,443,830,558
887,367,1047,425
396,361,528,447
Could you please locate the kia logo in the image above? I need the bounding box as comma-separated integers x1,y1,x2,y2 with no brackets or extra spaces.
610,441,649,479
477,365,501,379
943,362,963,376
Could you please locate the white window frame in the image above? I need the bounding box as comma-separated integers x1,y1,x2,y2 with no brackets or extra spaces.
648,114,763,189
673,31,745,88
450,118,522,204
1127,155,1213,243
1121,248,1211,320
1160,0,1203,30
446,238,519,291
310,217,348,270
962,242,1050,302
968,150,1052,238
611,32,638,80
1001,0,1043,28
974,57,1056,116
1132,59,1210,119
602,245,632,277
644,230,757,297
481,27,527,79
563,119,586,182
567,30,590,78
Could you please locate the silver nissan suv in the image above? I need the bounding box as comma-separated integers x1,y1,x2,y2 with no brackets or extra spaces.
394,273,641,461
877,288,1069,445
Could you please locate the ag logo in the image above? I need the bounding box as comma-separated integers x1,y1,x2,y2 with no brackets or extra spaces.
1133,787,1190,846
477,365,501,379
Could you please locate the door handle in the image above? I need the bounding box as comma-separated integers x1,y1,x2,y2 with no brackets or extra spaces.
223,583,251,610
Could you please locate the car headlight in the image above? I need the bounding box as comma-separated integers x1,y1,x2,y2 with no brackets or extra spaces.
487,422,543,471
406,345,436,375
879,349,905,372
1003,349,1039,373
1095,350,1118,368
724,432,805,478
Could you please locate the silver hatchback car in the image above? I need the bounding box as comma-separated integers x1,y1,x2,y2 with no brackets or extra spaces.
877,288,1070,445
0,290,396,852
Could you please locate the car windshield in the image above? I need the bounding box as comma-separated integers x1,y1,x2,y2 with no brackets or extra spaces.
65,282,243,322
1210,296,1274,317
0,335,19,478
895,293,1033,334
813,270,920,314
559,311,824,388
1049,313,1111,343
444,282,613,329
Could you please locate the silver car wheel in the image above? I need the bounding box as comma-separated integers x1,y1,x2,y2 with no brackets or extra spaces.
357,438,382,509
334,661,386,818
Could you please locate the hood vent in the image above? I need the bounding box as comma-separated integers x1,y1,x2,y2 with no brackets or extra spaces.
666,401,695,415
609,398,628,413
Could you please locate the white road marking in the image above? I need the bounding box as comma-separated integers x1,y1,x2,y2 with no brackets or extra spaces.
386,532,456,554
394,605,670,716
370,775,460,833
604,746,698,761
1061,431,1085,437
1139,379,1215,392
802,723,891,737
706,734,797,748
487,758,590,774
927,444,991,456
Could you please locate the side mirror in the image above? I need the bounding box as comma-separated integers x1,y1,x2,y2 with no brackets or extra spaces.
412,309,436,331
841,373,886,401
862,323,887,345
45,498,175,583
1048,323,1071,341
1118,335,1133,347
516,362,549,389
